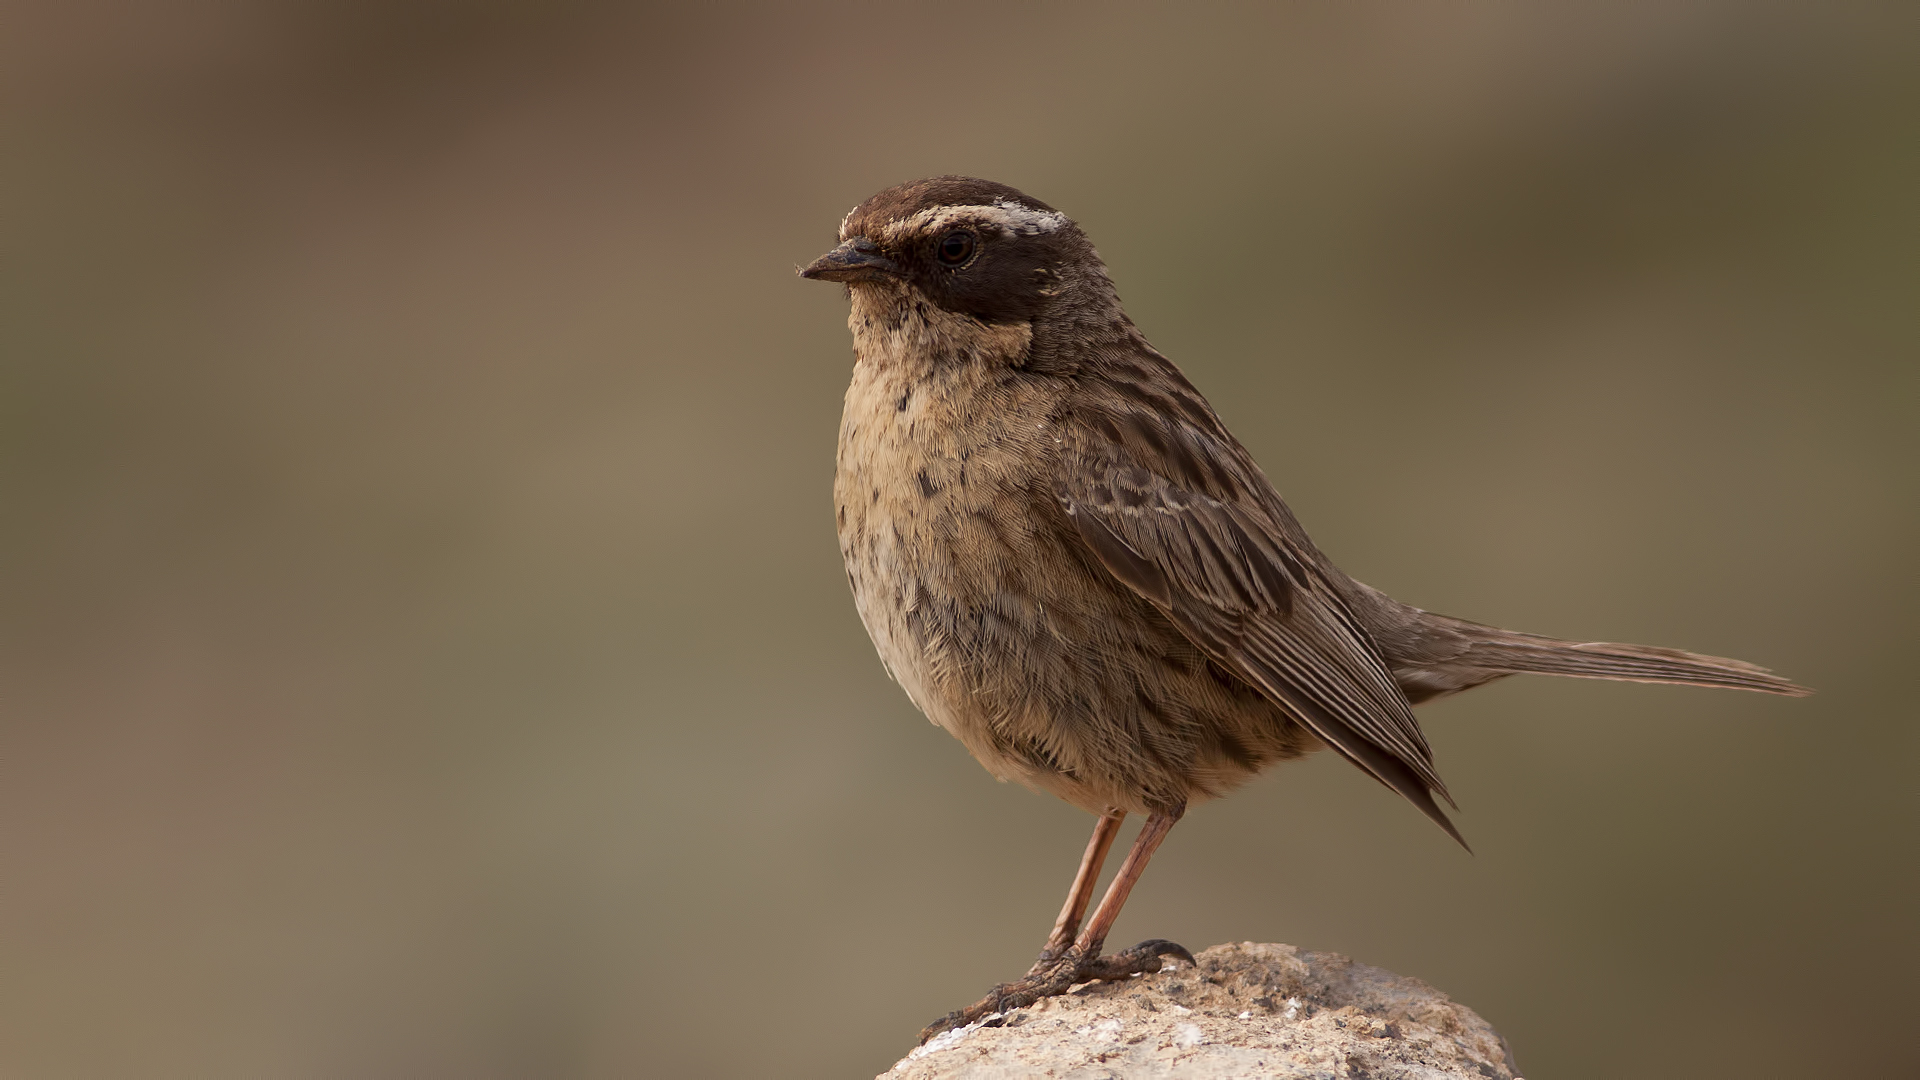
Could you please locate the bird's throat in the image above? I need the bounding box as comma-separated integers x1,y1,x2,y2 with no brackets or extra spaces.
845,283,1033,374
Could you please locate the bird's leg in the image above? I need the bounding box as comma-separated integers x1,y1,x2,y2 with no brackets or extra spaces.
921,803,1193,1042
1027,809,1125,975
1061,804,1186,977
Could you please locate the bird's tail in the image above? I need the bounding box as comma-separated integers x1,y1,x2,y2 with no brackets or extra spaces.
1433,618,1812,697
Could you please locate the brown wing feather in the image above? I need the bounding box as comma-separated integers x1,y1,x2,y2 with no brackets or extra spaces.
1055,379,1465,846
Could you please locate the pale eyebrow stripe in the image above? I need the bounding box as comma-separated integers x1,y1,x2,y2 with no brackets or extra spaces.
874,201,1070,245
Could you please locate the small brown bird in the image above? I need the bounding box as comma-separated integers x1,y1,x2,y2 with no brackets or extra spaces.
801,176,1807,1040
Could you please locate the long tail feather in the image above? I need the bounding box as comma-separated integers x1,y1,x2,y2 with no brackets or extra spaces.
1458,627,1811,696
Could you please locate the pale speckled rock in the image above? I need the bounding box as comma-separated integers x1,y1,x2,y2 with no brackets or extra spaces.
883,943,1519,1080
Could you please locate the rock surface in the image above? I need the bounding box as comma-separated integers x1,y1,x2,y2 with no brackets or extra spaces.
882,942,1519,1079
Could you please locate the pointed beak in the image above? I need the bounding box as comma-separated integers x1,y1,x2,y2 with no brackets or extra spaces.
800,237,900,283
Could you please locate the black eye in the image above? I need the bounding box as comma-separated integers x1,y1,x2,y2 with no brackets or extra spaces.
936,230,976,265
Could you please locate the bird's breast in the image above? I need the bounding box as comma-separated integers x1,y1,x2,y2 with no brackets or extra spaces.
834,339,1064,711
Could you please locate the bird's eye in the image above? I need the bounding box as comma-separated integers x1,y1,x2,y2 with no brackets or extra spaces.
936,230,976,265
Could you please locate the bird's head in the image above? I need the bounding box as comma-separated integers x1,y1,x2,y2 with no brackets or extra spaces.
801,177,1115,333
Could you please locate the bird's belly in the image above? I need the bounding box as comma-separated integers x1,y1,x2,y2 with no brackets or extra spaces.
835,457,1137,807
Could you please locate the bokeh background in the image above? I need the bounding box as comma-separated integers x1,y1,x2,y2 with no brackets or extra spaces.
5,3,1916,1077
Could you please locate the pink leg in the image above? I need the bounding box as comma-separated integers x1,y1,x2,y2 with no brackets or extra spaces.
1072,806,1181,957
921,803,1192,1042
1030,810,1125,971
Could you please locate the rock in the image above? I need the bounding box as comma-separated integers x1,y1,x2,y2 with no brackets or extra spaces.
882,942,1519,1080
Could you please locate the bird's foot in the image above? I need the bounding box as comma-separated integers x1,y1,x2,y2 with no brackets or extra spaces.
918,939,1194,1044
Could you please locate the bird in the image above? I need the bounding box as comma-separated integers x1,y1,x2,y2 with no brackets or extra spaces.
799,176,1808,1041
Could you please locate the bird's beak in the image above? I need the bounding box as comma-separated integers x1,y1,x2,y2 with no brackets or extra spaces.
800,237,900,283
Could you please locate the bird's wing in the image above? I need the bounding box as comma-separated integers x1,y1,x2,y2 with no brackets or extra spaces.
1053,386,1465,847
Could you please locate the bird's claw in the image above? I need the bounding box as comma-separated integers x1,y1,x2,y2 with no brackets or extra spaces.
1081,937,1196,979
918,939,1194,1043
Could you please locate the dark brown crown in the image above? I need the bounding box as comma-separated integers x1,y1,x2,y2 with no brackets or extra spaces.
839,176,1062,242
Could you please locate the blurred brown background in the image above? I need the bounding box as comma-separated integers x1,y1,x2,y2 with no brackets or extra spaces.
4,2,1915,1077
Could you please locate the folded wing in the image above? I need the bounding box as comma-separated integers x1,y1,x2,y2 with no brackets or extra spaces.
1054,382,1467,848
